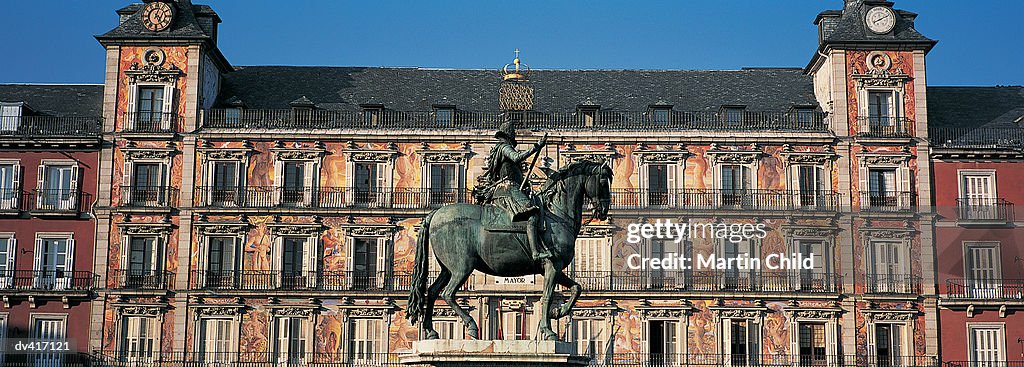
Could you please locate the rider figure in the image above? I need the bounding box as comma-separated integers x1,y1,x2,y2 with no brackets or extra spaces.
484,121,552,261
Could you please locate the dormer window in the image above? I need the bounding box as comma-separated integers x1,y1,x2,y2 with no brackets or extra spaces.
576,102,600,127
433,105,455,126
722,106,746,125
360,104,383,127
0,103,22,132
649,102,673,124
793,107,818,125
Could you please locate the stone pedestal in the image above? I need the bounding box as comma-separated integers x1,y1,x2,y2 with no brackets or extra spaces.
400,339,590,367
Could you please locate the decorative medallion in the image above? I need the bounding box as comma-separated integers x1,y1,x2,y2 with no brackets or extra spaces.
865,51,892,72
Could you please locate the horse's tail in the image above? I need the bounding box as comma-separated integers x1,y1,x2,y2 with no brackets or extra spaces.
407,210,434,325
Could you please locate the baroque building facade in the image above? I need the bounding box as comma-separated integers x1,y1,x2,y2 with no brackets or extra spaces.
2,0,1022,366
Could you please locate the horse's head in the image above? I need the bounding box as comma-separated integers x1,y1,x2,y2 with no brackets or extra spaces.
582,160,613,220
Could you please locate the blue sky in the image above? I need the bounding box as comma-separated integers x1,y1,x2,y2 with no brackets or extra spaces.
0,1,1020,86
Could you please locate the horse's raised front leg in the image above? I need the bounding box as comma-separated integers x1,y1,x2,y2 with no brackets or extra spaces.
538,260,559,340
551,272,582,319
440,269,479,339
421,269,450,340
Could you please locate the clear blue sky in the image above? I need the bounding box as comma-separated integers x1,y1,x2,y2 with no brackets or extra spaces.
0,1,1020,86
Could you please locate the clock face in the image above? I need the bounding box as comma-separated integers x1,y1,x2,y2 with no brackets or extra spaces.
142,2,174,32
865,6,896,34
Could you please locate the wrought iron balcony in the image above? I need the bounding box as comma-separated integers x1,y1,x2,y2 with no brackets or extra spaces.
188,270,416,292
0,115,101,137
203,108,830,131
29,189,92,213
118,185,178,208
930,127,1024,149
956,198,1014,223
123,111,177,132
610,189,840,211
194,186,472,209
109,269,175,290
860,191,914,212
573,271,841,293
91,351,402,367
865,273,921,294
0,189,23,212
945,278,1024,300
857,116,914,138
0,270,98,291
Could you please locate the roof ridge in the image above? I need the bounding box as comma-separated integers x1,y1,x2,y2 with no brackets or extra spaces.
233,65,805,73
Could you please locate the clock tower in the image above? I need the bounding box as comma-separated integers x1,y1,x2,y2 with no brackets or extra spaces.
92,0,232,353
806,0,938,360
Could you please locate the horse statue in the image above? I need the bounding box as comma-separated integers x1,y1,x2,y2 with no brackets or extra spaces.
407,159,612,341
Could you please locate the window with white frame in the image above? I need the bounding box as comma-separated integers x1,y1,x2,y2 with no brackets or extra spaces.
203,236,241,288
574,317,608,360
434,315,466,340
959,170,998,220
498,305,532,341
350,237,386,290
964,242,1001,298
273,316,309,365
124,236,163,288
968,324,1005,365
573,236,610,274
647,319,681,364
720,164,752,207
648,238,686,289
867,90,898,126
278,160,315,207
638,157,684,208
793,165,827,208
0,313,6,365
0,161,20,210
721,237,758,290
126,83,175,131
867,168,897,207
345,151,395,207
867,240,908,293
794,239,831,291
873,323,907,367
209,160,243,206
0,103,22,131
120,316,158,364
37,162,79,211
34,234,74,290
723,318,760,366
31,315,67,366
0,234,13,288
275,235,318,288
348,318,383,362
198,318,236,364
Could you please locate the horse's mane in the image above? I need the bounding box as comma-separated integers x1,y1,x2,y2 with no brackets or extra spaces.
539,160,610,193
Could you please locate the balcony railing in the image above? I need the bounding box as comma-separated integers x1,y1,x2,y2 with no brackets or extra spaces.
610,189,840,211
0,189,22,212
860,191,914,212
88,352,940,367
0,115,101,137
188,270,416,292
930,127,1024,149
956,198,1014,223
30,189,92,213
118,185,178,207
124,111,177,132
865,274,920,294
946,278,1024,300
109,269,175,289
0,270,97,291
944,361,1024,367
204,109,830,131
573,271,841,293
857,116,914,138
194,186,472,209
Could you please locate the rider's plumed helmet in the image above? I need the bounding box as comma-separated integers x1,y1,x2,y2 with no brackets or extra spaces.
494,121,517,144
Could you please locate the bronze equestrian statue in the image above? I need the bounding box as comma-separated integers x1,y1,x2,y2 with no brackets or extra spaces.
407,122,613,341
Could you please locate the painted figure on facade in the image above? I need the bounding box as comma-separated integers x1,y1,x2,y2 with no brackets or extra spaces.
408,121,612,341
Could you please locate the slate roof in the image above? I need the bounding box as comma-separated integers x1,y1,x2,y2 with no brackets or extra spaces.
821,1,935,47
97,0,215,43
217,67,820,112
927,86,1024,129
0,84,104,117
